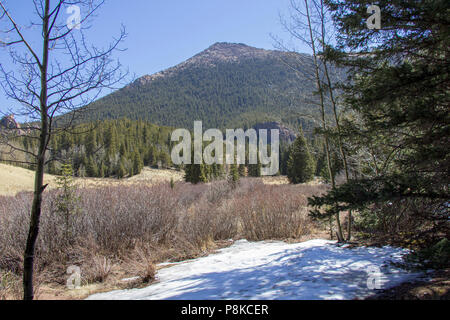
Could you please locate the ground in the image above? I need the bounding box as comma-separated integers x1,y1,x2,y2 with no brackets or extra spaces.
366,268,450,300
86,239,424,300
1,163,447,300
0,164,289,196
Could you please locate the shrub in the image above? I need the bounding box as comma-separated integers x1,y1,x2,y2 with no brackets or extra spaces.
235,182,313,240
0,178,322,288
406,238,450,269
353,198,448,247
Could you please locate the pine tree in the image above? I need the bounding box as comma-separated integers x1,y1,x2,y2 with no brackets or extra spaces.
86,156,98,177
99,162,107,178
86,130,97,155
132,151,144,175
228,164,240,187
117,160,126,179
309,0,450,242
287,127,315,184
185,163,208,184
238,164,246,177
55,164,80,243
248,152,262,177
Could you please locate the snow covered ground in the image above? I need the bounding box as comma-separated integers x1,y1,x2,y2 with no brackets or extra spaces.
87,239,424,300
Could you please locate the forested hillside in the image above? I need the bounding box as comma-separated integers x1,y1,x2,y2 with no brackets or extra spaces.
71,42,342,132
15,119,174,178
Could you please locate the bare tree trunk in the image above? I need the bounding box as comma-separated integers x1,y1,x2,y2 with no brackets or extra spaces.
0,0,126,299
322,64,351,240
317,0,352,241
303,0,344,242
23,0,50,300
23,142,47,300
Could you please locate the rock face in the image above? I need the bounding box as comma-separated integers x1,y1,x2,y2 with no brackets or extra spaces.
0,114,20,130
185,42,278,66
253,122,297,143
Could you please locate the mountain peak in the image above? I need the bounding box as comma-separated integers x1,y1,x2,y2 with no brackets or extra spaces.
197,42,272,63
82,41,338,131
135,42,277,86
207,42,252,51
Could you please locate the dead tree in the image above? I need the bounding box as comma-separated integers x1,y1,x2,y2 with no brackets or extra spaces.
0,0,126,300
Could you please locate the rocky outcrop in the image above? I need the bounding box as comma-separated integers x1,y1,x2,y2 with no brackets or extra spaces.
0,114,21,130
253,122,297,143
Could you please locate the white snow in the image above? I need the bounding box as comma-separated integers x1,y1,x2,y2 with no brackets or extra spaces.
87,239,423,300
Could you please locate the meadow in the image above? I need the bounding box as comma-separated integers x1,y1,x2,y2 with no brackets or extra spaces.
0,166,327,299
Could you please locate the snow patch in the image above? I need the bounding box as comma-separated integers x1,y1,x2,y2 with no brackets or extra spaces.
87,239,423,300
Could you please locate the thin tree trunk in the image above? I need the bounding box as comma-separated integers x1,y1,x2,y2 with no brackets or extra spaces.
317,0,352,240
23,0,50,300
303,0,344,242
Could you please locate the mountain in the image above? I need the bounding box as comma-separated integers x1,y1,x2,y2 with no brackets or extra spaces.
75,42,340,133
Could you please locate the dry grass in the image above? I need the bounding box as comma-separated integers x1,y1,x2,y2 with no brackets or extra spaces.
0,164,184,196
261,175,290,185
261,175,324,186
0,163,56,196
0,175,327,300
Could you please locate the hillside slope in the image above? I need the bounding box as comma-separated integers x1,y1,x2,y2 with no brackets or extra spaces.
76,42,341,132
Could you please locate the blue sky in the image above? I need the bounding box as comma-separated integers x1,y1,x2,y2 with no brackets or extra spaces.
0,0,307,115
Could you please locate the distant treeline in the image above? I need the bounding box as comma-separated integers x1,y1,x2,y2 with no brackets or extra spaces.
18,119,173,178
14,118,335,181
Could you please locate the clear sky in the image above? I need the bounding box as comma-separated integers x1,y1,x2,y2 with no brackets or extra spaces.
0,0,307,115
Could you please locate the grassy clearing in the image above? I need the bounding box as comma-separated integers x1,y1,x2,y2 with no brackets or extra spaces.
0,163,56,196
0,164,184,196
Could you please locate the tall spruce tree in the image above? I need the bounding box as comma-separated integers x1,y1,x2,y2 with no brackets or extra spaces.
185,163,208,184
55,164,80,244
228,163,240,187
132,151,144,175
287,128,316,184
184,145,208,184
310,0,450,241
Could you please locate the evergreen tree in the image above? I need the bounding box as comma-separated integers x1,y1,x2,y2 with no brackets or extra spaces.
279,142,290,176
238,164,246,177
99,162,107,178
185,163,207,184
55,164,80,243
228,164,240,187
23,118,175,178
287,128,315,184
86,156,98,177
117,160,126,179
310,0,450,241
248,154,262,177
132,151,144,175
